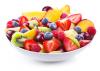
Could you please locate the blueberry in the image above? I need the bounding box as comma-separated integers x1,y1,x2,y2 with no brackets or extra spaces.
76,34,84,41
74,26,81,34
20,28,28,33
13,21,19,27
42,6,52,11
41,18,48,25
48,23,57,30
44,32,53,40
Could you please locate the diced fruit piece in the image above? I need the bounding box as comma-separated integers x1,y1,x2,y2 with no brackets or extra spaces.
23,29,37,39
11,32,24,47
68,14,82,25
12,21,19,27
44,32,53,40
56,19,71,30
28,20,39,29
45,8,61,22
52,30,58,38
57,31,65,41
6,30,15,41
19,16,28,26
87,27,96,36
48,22,57,30
79,40,91,47
64,29,80,47
75,34,84,41
74,26,81,34
83,32,92,40
5,27,20,32
63,37,78,51
23,22,29,27
43,38,61,53
60,5,70,14
41,18,48,25
69,23,75,29
76,19,94,32
36,33,44,42
19,26,29,33
20,28,28,33
22,11,46,20
60,13,68,19
42,6,53,11
38,27,51,32
24,39,41,52
7,21,13,28
64,29,78,38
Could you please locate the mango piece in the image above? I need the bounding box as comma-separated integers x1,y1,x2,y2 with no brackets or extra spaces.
23,29,37,39
44,8,61,22
22,11,46,20
60,5,70,14
76,19,94,32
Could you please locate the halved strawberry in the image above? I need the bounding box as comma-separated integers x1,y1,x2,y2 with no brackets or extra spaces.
19,16,28,26
24,39,41,52
56,19,71,30
63,37,78,51
68,14,82,25
43,38,61,53
79,40,91,47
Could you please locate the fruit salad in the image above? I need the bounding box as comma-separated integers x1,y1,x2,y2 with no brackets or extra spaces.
5,5,96,53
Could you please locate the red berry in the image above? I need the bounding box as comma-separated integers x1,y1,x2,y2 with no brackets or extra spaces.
83,32,92,40
60,13,68,19
52,30,58,38
24,40,41,52
87,27,96,36
7,21,13,28
57,31,65,41
79,40,91,47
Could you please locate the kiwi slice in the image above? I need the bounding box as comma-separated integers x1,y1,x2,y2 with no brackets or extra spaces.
11,32,24,47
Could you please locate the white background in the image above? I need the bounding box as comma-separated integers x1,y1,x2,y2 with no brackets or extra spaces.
0,0,100,71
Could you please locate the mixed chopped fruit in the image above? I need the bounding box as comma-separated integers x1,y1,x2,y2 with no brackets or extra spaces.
5,5,96,53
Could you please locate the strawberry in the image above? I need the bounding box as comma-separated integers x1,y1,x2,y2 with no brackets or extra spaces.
56,19,71,30
68,14,82,25
7,21,13,28
63,37,78,51
79,40,91,47
24,39,41,52
43,38,61,53
19,16,28,26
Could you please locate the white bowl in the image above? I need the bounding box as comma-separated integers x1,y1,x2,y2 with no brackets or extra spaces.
10,42,90,62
